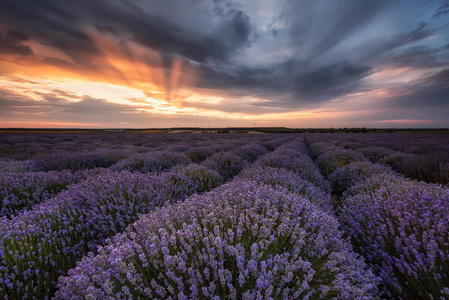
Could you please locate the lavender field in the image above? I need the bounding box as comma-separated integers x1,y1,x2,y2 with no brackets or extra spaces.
0,132,448,299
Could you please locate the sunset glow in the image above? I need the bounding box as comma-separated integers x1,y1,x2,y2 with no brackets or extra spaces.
1,0,448,128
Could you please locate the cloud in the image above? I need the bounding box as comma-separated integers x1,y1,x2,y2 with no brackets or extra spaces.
387,69,449,108
0,0,253,63
434,0,449,18
0,87,231,127
194,59,373,108
60,96,136,115
0,87,139,121
286,0,389,62
380,45,449,68
0,29,34,56
0,0,449,122
292,61,373,101
0,88,37,107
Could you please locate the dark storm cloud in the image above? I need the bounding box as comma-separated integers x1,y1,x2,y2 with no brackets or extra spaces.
196,59,372,107
0,0,251,64
349,23,436,64
1,0,449,112
380,45,449,68
287,0,389,61
292,62,373,101
0,29,33,56
102,11,226,63
193,0,447,108
0,0,256,105
387,69,449,108
0,1,100,64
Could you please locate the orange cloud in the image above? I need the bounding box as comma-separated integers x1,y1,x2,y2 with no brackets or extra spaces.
1,26,200,107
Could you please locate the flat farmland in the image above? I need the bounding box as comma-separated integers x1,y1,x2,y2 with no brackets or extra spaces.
0,133,448,299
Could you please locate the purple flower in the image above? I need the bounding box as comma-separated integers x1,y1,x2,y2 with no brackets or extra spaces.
55,180,378,299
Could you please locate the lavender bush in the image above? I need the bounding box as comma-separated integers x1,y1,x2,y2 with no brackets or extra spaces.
380,153,446,184
0,169,102,217
55,181,379,299
306,141,338,160
315,148,367,177
325,134,449,184
6,132,448,299
229,144,270,163
0,160,37,173
111,151,191,174
306,139,449,298
279,139,310,155
440,163,449,185
201,152,248,181
237,166,333,212
184,146,217,163
35,150,128,172
356,147,396,163
342,173,408,199
0,165,224,299
260,137,292,151
0,138,284,299
328,162,395,196
254,148,330,192
338,179,449,299
162,164,222,198
0,171,166,299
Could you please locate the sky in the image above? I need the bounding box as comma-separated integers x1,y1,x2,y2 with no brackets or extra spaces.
0,0,448,128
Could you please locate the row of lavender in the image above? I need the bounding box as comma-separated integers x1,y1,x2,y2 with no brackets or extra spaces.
0,134,291,299
0,133,265,161
0,133,263,173
3,132,447,299
54,138,378,299
0,134,278,217
0,133,258,218
0,149,208,217
306,137,449,299
308,133,449,185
